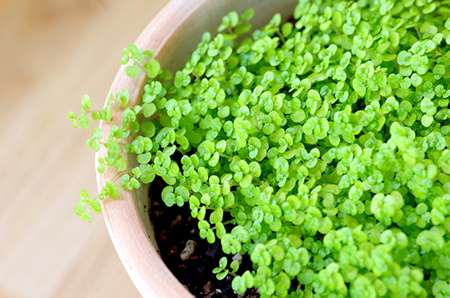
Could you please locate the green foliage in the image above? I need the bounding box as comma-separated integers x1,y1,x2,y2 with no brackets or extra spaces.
212,256,230,280
70,1,450,297
212,256,240,281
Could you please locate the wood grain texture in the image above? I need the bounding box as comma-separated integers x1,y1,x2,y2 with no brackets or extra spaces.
0,0,169,297
98,1,298,297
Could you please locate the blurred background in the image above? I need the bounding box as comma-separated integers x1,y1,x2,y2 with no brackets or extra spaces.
0,0,170,297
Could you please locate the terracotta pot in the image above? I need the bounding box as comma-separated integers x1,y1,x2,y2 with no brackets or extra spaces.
96,0,297,297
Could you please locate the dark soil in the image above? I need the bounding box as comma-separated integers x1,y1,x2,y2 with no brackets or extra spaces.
148,176,259,298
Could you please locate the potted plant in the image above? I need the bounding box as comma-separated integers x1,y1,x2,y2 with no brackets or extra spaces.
70,0,450,297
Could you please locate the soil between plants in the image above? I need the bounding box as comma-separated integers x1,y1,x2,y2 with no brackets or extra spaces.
148,176,259,298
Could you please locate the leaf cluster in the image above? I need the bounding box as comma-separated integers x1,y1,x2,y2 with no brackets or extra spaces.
70,0,450,297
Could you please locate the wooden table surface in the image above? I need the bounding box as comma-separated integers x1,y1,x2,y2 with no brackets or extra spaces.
0,0,170,297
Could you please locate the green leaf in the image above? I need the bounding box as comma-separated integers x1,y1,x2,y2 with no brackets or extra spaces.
235,24,252,35
210,207,224,223
176,135,190,150
128,44,140,57
81,94,92,111
232,276,246,294
113,155,127,172
231,226,250,243
68,111,78,128
143,103,157,118
219,256,228,268
107,141,120,159
202,31,211,42
207,229,216,243
125,64,140,78
269,13,281,27
131,121,140,133
105,104,112,122
131,168,141,179
97,164,105,173
74,203,85,216
91,128,103,139
201,193,211,205
275,272,290,294
120,53,129,65
142,121,156,138
228,11,239,27
130,178,140,189
88,199,102,214
80,189,90,203
444,17,450,30
106,181,120,199
216,222,226,239
175,186,190,201
162,186,175,207
230,260,239,272
118,89,130,107
216,270,228,280
80,212,92,222
137,153,151,164
239,174,252,188
198,220,210,232
145,60,161,78
78,113,90,129
110,125,123,139
281,22,293,37
198,206,206,221
241,8,254,21
212,267,222,274
143,50,155,59
121,174,130,189
86,139,100,152
140,164,155,183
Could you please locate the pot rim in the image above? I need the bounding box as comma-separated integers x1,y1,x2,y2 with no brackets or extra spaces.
96,0,209,296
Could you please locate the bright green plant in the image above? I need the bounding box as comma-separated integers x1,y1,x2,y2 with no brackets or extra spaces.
70,0,450,297
212,256,240,280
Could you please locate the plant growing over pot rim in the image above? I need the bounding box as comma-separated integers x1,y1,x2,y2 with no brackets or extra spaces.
70,0,450,297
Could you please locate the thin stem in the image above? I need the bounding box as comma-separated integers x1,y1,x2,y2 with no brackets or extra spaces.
131,56,150,71
415,26,422,40
276,30,286,44
222,73,238,97
205,207,232,212
222,219,236,225
220,153,233,159
100,141,128,146
254,124,265,136
176,146,186,155
84,109,103,115
210,219,236,231
331,23,341,35
253,177,262,183
151,113,161,120
217,183,239,187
